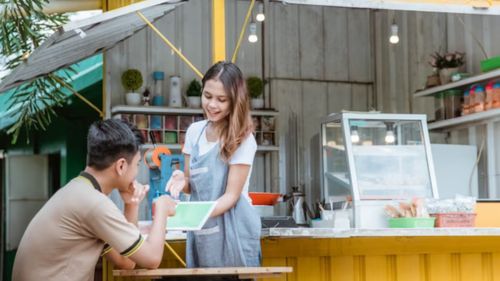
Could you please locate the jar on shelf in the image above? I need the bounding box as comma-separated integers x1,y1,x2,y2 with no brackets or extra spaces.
434,92,445,121
493,82,500,109
485,81,495,110
463,89,470,116
444,89,463,119
469,85,477,114
474,85,485,113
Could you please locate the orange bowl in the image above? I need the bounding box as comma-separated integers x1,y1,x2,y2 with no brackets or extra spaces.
248,192,282,205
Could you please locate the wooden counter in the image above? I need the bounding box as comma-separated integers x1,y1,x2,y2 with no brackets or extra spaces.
103,227,500,281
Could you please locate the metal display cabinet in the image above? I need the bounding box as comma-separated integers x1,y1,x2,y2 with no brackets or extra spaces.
320,112,439,228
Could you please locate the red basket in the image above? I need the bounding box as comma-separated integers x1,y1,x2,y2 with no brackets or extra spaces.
431,212,476,227
248,192,282,205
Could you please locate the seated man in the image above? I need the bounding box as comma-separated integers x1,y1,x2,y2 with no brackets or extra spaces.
13,119,176,281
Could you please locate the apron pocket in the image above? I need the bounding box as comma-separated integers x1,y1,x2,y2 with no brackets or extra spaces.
240,237,261,267
193,225,224,267
190,166,208,176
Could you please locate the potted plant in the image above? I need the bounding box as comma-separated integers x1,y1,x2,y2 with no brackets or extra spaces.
429,51,465,84
121,69,144,105
247,76,264,109
186,79,202,108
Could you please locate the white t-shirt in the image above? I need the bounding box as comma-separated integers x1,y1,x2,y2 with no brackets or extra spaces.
182,120,257,201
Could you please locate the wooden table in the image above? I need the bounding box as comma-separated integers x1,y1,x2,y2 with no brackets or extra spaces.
113,266,293,279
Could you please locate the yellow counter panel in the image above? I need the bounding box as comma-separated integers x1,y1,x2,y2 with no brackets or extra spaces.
104,228,500,281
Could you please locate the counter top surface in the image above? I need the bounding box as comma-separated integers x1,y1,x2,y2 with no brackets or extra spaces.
262,227,500,238
161,227,500,241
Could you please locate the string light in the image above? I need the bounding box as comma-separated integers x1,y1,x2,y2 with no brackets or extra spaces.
248,21,258,43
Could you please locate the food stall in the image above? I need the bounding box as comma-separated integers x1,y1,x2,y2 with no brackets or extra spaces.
3,0,500,280
105,112,500,281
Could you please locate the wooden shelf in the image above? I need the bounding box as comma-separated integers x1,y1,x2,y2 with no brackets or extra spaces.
113,106,279,152
113,267,293,278
140,143,279,152
428,108,500,130
414,68,500,98
111,105,279,116
140,143,182,150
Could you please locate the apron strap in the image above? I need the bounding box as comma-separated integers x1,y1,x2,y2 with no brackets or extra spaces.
195,121,210,146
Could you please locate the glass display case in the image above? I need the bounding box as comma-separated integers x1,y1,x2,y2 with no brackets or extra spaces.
320,112,439,228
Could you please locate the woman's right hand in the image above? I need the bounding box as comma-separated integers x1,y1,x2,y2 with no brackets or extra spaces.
165,170,186,199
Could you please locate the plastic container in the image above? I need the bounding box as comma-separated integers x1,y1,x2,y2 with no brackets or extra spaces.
248,192,282,205
485,81,495,110
463,90,470,115
474,85,485,113
434,92,445,121
480,56,500,72
431,212,476,227
151,71,165,129
469,86,477,114
388,217,435,228
444,89,462,119
493,83,500,109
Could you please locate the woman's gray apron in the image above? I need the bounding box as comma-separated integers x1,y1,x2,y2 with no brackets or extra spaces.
186,123,261,268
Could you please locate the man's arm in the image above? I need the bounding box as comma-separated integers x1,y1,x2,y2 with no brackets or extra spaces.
105,181,148,269
127,195,176,268
104,249,136,270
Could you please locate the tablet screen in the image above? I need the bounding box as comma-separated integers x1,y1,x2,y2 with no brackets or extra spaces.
166,201,217,231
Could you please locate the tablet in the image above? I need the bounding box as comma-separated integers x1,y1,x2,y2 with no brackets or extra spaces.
166,201,217,231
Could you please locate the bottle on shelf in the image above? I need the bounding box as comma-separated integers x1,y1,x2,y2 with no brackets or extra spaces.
474,85,485,113
485,81,495,111
468,85,477,114
169,75,182,108
462,89,470,116
151,71,165,130
493,82,500,109
435,92,445,121
444,90,462,119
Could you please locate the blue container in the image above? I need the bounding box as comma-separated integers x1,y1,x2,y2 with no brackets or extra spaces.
153,71,165,81
152,95,164,106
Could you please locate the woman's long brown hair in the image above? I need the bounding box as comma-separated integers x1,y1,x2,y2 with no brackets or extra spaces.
202,61,254,162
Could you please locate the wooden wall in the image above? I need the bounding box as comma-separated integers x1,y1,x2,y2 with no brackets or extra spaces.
105,0,500,209
373,10,500,198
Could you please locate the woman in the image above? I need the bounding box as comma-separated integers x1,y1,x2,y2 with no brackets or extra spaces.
168,61,261,267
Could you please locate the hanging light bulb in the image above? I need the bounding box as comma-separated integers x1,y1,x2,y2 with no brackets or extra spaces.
389,21,399,44
256,2,265,22
385,130,395,144
385,124,395,144
350,126,360,144
248,21,258,43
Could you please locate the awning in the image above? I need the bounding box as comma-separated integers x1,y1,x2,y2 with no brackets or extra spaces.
0,54,103,131
283,0,500,15
0,0,185,93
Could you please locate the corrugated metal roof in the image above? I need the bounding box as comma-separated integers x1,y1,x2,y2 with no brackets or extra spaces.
0,54,102,131
0,0,184,93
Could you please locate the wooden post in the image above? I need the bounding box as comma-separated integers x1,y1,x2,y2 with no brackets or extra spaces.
212,0,226,63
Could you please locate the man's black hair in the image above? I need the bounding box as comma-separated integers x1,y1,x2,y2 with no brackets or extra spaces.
86,119,144,170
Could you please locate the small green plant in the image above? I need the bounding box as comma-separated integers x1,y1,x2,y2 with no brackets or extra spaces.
186,79,202,97
246,76,263,99
121,69,143,92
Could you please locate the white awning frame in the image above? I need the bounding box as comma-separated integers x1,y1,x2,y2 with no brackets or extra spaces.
0,0,185,93
283,0,500,15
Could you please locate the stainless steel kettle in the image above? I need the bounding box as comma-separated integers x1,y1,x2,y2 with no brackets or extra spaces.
285,186,309,226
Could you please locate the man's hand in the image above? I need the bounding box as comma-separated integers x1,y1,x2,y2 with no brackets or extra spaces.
155,195,177,217
121,180,149,205
165,170,186,199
